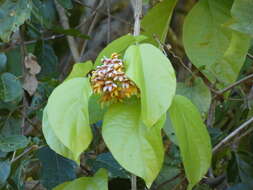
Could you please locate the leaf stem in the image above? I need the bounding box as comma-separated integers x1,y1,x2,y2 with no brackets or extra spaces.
132,0,142,36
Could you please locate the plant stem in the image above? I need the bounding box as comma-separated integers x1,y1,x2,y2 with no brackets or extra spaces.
132,0,142,36
131,175,137,190
213,117,253,153
131,0,142,189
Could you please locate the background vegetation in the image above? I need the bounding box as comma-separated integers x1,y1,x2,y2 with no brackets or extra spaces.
0,0,252,189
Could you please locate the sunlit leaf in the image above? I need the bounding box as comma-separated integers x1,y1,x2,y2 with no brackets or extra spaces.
102,101,165,187
65,61,93,81
183,0,251,88
124,43,176,127
141,0,178,46
168,95,212,190
94,34,147,67
42,107,76,162
46,78,92,161
54,168,108,190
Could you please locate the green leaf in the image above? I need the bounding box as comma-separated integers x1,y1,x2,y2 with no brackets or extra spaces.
42,107,76,162
183,0,251,88
102,102,164,187
56,0,73,9
0,53,7,73
0,160,11,186
0,0,32,42
94,34,147,67
52,27,90,39
0,135,28,152
54,182,70,190
0,72,23,103
37,146,76,189
124,43,176,127
35,43,58,80
65,61,93,81
141,0,178,46
54,168,108,190
176,77,211,116
88,94,106,125
46,78,92,161
31,0,57,29
168,95,212,190
88,152,129,178
229,0,253,36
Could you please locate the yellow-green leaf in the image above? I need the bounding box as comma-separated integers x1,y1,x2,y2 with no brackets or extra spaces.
102,101,164,187
169,95,212,190
124,43,176,127
65,61,93,81
46,78,92,162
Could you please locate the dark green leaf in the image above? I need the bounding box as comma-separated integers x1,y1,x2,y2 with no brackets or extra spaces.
88,152,129,178
141,0,178,46
229,0,253,36
0,135,28,152
176,77,211,116
0,160,11,186
0,53,7,73
37,146,77,189
52,27,90,39
0,0,32,42
0,72,23,103
35,43,58,80
56,0,73,9
31,0,57,29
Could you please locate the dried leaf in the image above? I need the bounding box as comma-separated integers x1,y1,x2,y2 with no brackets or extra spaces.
24,54,41,75
23,74,38,96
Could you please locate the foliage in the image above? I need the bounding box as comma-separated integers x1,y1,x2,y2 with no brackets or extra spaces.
0,0,252,190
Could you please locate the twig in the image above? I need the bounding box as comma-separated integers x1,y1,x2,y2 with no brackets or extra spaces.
156,173,183,190
106,0,111,44
74,0,132,26
213,117,253,153
132,0,142,36
247,53,253,60
216,73,253,95
55,0,80,62
80,0,104,59
131,175,137,190
11,145,39,163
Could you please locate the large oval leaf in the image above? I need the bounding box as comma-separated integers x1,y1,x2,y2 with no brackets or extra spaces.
46,78,92,161
124,43,176,127
54,168,108,190
230,0,253,36
94,34,147,67
168,95,212,190
65,61,93,81
102,102,164,187
42,107,76,162
183,0,251,88
141,0,178,46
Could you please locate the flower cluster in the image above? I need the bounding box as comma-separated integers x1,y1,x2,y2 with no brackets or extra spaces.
90,53,139,102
